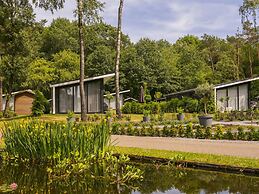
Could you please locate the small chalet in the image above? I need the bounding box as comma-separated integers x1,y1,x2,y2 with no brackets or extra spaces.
2,90,35,115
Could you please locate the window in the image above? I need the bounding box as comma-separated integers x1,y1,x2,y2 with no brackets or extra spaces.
88,81,101,113
58,87,73,113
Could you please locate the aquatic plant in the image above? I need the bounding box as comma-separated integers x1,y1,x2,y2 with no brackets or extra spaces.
3,119,110,163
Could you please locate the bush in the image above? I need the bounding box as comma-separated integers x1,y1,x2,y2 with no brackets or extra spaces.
237,127,245,140
224,129,234,140
3,108,17,118
121,102,131,114
121,97,200,115
214,126,223,140
32,90,49,116
204,127,212,139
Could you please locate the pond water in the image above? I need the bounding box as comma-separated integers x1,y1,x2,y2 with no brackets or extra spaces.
0,162,259,194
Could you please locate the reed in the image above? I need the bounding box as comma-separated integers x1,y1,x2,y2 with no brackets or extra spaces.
3,119,110,163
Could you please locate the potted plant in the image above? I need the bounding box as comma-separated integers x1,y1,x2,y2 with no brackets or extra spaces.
176,107,184,121
195,83,214,127
143,110,151,122
67,111,76,123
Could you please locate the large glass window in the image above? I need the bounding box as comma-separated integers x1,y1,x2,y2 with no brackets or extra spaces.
239,84,248,111
88,81,101,113
228,87,238,111
74,86,81,113
58,87,73,113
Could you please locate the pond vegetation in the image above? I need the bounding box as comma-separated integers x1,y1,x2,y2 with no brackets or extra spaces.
0,120,142,192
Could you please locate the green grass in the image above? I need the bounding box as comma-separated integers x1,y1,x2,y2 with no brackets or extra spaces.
112,146,259,169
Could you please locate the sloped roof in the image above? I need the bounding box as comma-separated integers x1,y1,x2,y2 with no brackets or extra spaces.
214,76,259,89
2,89,35,97
50,73,115,88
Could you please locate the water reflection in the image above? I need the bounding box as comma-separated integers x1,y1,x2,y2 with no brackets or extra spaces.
0,162,259,194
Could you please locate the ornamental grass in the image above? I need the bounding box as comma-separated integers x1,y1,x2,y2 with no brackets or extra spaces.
2,119,110,163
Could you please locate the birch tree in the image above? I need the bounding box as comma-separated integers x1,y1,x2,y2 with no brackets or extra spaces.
115,0,124,118
33,0,103,121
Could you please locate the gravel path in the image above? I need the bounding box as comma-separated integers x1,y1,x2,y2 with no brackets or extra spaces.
111,135,259,159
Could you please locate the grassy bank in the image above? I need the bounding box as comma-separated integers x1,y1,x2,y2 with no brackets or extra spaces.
112,146,259,169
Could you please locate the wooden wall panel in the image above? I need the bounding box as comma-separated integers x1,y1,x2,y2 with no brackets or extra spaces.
14,92,34,115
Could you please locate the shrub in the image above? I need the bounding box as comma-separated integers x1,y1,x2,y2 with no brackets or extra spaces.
195,126,204,139
3,108,17,118
177,125,184,137
185,123,194,138
131,102,143,114
121,102,132,114
32,90,49,116
224,129,234,140
214,126,224,140
237,127,245,140
204,127,212,139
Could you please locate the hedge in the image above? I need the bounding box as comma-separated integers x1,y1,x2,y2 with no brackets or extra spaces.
111,123,259,141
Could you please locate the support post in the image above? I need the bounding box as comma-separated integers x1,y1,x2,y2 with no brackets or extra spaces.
52,87,56,114
214,88,217,112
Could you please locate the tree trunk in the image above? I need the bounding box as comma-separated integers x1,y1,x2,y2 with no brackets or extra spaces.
248,47,253,78
0,77,2,112
78,0,87,121
3,93,11,117
115,0,124,119
236,46,240,79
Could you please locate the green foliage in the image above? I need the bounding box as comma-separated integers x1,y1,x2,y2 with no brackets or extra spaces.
3,120,110,163
176,107,184,114
32,90,49,116
196,83,214,114
110,122,259,141
122,98,199,115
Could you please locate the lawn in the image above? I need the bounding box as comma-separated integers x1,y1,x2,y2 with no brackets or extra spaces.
112,146,259,169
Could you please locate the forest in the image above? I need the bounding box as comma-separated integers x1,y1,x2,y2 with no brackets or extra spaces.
0,0,258,101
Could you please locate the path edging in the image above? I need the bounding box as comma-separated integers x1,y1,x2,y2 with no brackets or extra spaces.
114,153,259,176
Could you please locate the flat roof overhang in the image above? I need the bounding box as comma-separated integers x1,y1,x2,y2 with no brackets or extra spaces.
50,73,115,88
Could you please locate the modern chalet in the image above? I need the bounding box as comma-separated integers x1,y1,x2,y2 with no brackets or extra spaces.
163,77,259,112
50,73,115,114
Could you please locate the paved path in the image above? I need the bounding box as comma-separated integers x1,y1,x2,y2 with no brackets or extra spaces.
111,135,259,159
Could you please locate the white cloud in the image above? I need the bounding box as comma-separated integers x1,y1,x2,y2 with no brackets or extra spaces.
34,0,243,42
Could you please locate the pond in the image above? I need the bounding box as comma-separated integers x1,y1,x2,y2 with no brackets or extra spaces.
0,162,259,194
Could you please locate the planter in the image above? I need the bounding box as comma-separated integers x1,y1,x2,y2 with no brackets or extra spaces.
143,116,150,122
67,117,76,123
177,114,184,121
198,115,213,127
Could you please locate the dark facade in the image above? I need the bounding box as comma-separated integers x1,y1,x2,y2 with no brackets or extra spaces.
50,74,114,114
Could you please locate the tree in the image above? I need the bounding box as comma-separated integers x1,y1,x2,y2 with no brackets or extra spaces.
33,0,103,121
239,0,259,77
40,18,79,58
195,83,214,115
32,90,49,116
52,50,80,82
115,0,124,118
0,0,36,115
25,59,56,96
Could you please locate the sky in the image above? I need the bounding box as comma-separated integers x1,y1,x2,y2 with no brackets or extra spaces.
35,0,244,43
